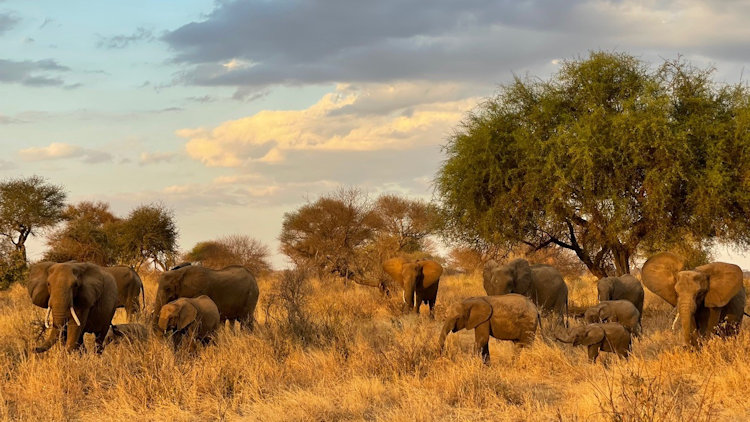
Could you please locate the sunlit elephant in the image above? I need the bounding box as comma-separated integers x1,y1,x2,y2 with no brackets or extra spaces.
483,258,568,325
383,257,443,316
596,275,644,321
34,262,118,353
641,252,746,347
584,300,640,335
152,265,259,330
28,261,144,321
439,294,540,364
555,322,631,362
158,295,220,347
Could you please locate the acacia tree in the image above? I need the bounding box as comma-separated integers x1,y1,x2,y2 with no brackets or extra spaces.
0,176,66,262
372,194,438,253
185,235,271,275
116,203,178,271
44,201,120,265
437,52,750,277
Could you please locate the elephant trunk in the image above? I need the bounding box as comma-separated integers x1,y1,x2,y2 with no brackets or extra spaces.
438,317,457,352
678,300,697,347
152,291,165,329
554,328,574,344
35,324,62,353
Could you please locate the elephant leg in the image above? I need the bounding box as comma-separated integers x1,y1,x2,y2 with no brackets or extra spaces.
241,315,255,332
474,324,491,364
427,298,436,319
65,309,89,352
414,291,425,315
706,308,722,337
587,344,600,363
94,331,107,354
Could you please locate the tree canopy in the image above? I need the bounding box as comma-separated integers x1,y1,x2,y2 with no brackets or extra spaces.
436,52,750,277
185,235,271,275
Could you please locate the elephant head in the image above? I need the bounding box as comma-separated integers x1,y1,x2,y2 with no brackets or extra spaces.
158,300,198,334
597,277,617,302
46,263,91,330
483,258,532,296
584,305,613,324
153,269,186,323
27,261,55,309
641,252,743,346
555,324,605,346
439,298,492,351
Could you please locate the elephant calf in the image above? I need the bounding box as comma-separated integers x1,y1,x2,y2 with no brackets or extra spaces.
158,295,220,348
556,322,631,362
439,294,540,364
584,300,641,336
104,323,150,346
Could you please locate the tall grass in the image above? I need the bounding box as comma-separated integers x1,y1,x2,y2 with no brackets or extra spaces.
0,271,748,421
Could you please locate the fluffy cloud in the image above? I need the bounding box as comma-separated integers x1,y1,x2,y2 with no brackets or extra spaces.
0,13,19,36
18,142,112,163
163,0,750,91
179,83,477,167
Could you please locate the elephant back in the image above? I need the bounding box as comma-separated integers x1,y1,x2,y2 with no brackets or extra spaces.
641,252,684,306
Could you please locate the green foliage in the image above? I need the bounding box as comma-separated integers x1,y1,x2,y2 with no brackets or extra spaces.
0,242,26,290
0,175,66,262
185,235,272,275
436,52,750,277
113,203,179,271
44,201,120,265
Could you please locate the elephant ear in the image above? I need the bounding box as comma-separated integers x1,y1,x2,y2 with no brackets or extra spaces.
383,257,406,287
464,298,493,329
696,262,743,308
178,302,198,330
509,258,533,293
575,326,605,346
27,262,54,308
641,252,685,306
420,260,443,287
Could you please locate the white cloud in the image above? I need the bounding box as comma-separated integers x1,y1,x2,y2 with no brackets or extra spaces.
178,83,477,167
18,142,112,163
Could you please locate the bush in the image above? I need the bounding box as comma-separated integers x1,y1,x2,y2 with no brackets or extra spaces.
0,244,26,290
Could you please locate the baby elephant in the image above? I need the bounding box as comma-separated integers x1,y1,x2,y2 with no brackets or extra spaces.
584,300,641,335
104,323,149,346
158,295,220,347
439,294,540,364
556,322,631,362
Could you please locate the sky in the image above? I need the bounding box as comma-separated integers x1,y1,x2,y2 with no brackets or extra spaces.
1,0,750,268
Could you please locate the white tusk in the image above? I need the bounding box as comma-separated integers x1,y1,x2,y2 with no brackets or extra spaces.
402,291,406,304
672,312,679,330
70,307,81,326
44,307,51,328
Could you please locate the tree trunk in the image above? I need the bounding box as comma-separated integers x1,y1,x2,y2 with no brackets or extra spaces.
612,247,631,276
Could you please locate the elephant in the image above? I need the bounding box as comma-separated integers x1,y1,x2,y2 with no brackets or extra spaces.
439,294,540,364
104,323,149,346
641,252,746,347
584,300,641,335
34,262,118,353
104,266,144,321
483,258,568,325
383,257,443,316
158,295,220,347
596,275,644,321
152,265,259,330
555,322,631,362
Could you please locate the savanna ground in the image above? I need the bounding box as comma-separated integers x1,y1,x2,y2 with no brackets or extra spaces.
1,272,749,421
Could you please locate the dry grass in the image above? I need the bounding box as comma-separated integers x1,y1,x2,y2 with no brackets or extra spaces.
1,272,749,421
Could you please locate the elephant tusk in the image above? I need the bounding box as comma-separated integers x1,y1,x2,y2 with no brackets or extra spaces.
402,291,406,304
44,307,51,328
672,312,679,330
70,307,81,326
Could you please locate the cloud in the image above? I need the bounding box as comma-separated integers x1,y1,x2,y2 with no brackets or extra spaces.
139,151,179,166
0,58,70,87
97,27,154,49
163,0,750,90
0,114,23,124
0,12,19,35
178,83,476,167
18,142,112,163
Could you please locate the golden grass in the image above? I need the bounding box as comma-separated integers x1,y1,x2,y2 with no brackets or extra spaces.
1,272,749,421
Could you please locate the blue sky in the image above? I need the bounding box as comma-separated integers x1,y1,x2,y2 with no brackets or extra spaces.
2,0,750,268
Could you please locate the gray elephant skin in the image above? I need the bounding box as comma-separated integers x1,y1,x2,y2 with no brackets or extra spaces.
556,322,631,362
483,258,568,324
104,323,150,346
158,295,220,347
383,257,443,316
34,262,119,353
584,300,640,335
597,274,644,321
439,294,540,363
153,265,259,329
641,252,745,347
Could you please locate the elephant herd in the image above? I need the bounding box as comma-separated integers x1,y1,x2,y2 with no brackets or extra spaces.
21,251,748,364
387,253,748,364
25,261,259,353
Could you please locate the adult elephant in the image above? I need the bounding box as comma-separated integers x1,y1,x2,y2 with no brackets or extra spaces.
34,262,118,353
27,261,144,321
641,252,746,347
152,265,259,330
597,275,644,321
483,258,568,325
383,257,443,316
